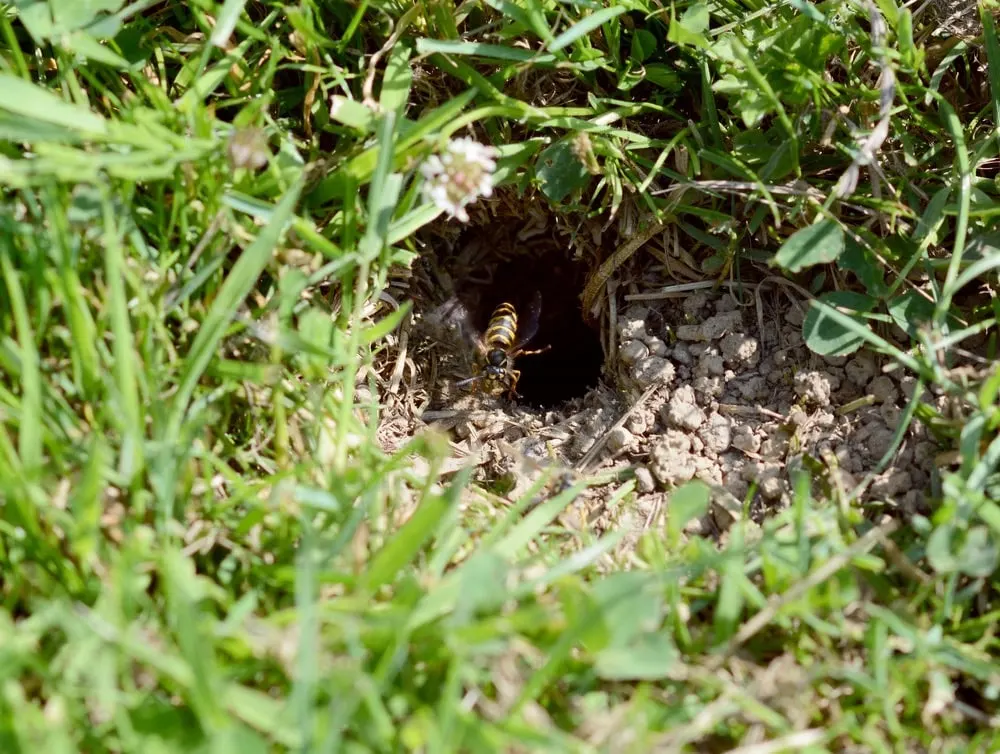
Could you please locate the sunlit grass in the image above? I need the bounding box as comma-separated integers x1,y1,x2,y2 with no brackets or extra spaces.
0,0,999,751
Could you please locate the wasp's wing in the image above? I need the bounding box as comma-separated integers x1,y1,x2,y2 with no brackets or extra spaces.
429,297,487,356
512,290,543,351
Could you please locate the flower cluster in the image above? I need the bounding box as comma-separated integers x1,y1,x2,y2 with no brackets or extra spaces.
420,137,499,222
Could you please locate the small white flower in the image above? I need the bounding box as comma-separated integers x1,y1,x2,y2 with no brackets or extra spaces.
420,137,499,222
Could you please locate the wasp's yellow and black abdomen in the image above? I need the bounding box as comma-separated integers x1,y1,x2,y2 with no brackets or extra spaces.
486,302,518,349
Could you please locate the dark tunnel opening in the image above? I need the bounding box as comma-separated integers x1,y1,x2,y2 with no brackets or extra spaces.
461,252,605,409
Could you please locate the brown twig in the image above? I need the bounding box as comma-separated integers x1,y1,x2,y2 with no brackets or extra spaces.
582,217,667,320
575,384,660,473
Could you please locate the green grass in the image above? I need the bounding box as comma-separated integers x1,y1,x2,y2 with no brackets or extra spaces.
1,0,1000,751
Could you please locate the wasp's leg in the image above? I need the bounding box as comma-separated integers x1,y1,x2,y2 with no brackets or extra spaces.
506,369,522,399
514,344,552,358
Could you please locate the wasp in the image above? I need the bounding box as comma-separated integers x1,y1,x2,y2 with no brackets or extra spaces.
456,290,549,399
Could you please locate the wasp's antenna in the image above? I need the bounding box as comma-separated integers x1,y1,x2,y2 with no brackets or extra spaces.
455,374,486,388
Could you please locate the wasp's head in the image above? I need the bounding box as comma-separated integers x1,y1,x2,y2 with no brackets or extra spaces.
455,348,510,395
485,363,508,382
483,352,510,394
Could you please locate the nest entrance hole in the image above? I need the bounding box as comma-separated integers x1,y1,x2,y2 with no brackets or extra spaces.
447,232,605,410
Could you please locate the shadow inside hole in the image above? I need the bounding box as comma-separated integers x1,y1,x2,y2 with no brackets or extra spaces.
470,254,604,409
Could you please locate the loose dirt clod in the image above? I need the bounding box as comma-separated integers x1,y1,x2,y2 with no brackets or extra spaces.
676,311,743,342
869,375,899,404
793,370,837,407
719,332,759,367
646,338,669,357
650,431,698,485
632,357,676,388
619,340,649,365
606,427,634,454
617,309,650,341
699,413,733,455
845,353,877,386
663,386,706,431
633,467,656,494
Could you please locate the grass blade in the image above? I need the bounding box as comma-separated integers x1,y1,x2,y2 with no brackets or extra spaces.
362,468,471,592
415,39,556,63
548,7,627,52
0,250,41,474
102,189,144,482
166,178,304,440
0,73,107,134
982,8,1000,134
210,0,248,47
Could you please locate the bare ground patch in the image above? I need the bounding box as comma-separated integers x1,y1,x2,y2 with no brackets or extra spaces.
374,200,947,553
